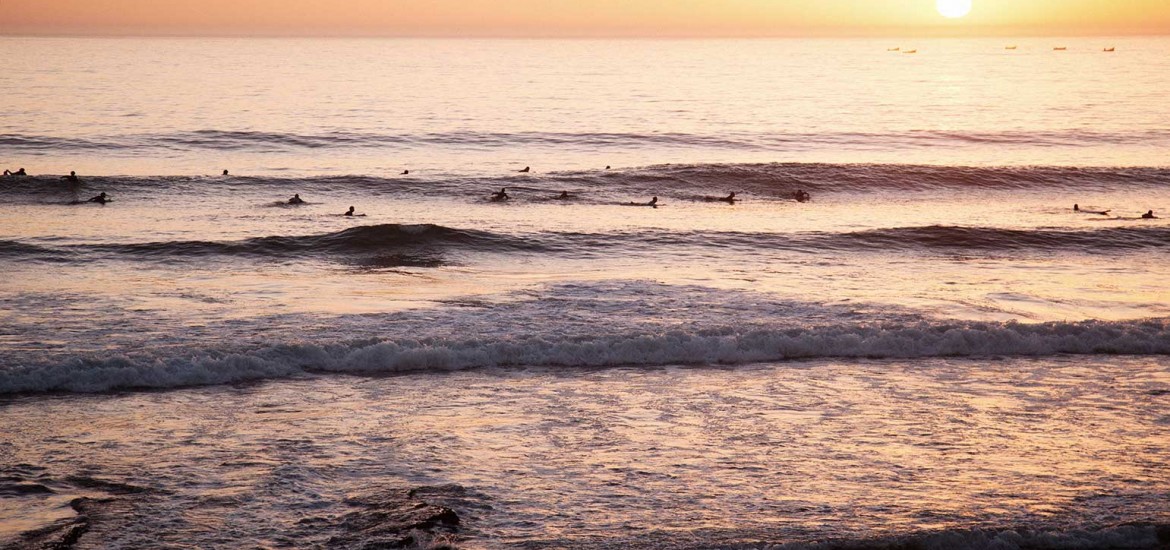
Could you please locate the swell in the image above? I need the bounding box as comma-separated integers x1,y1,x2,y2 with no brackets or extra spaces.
540,225,1170,254
0,224,534,268
531,225,1170,257
3,318,1169,394
4,225,1168,265
818,225,1170,252
4,163,1168,200
5,128,1170,152
91,223,534,257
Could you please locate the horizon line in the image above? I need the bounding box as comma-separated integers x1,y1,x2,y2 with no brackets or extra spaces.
3,29,1168,40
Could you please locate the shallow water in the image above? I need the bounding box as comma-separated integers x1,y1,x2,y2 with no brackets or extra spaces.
2,357,1168,548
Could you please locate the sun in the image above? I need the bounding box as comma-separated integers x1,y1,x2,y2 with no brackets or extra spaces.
937,0,973,18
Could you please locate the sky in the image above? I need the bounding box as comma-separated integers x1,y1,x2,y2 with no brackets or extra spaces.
4,0,1170,37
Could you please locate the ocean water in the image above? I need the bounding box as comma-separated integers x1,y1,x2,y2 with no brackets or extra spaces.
1,36,1169,549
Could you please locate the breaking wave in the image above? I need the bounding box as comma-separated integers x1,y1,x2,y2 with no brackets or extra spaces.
3,318,1168,394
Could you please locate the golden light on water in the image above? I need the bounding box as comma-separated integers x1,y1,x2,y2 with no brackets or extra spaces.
4,0,1170,36
937,0,974,19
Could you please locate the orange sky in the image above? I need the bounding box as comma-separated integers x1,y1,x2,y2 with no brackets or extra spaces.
4,0,1170,37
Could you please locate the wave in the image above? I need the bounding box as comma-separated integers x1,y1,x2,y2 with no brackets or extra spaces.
4,163,1168,201
635,162,1170,195
3,318,1168,394
545,225,1170,254
0,224,536,268
5,128,1170,153
4,224,1167,266
818,225,1170,252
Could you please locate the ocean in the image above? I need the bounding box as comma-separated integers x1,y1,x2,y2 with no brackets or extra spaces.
1,36,1168,549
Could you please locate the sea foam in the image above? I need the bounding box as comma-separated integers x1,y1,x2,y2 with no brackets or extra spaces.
3,318,1167,394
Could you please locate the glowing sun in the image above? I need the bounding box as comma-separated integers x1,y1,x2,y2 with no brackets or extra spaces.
937,0,973,18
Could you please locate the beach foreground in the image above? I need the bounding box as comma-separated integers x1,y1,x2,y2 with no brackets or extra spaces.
3,358,1169,549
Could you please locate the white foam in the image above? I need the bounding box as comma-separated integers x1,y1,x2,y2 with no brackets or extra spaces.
3,319,1168,394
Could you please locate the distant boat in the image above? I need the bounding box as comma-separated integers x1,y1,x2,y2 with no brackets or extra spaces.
902,49,917,54
1005,45,1018,50
1053,47,1067,51
1104,47,1116,52
887,47,901,51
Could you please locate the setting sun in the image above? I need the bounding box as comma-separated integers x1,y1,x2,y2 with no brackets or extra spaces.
2,0,1170,548
937,0,973,18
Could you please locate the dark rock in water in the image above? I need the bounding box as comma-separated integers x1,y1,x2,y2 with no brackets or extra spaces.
6,497,101,550
0,482,55,495
63,475,153,495
1154,523,1170,544
327,486,462,549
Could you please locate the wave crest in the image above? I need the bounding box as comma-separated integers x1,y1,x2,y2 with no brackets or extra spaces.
3,318,1167,394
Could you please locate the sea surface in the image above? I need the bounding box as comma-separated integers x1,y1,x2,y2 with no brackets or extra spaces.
1,36,1169,549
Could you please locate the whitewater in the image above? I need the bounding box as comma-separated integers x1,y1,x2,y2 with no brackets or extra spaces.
2,36,1169,549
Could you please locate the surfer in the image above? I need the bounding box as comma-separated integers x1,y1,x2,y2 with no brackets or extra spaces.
288,194,305,205
518,166,530,173
222,169,229,176
556,191,571,200
794,190,810,202
720,192,737,203
491,187,510,202
605,165,611,170
3,168,26,176
344,206,366,217
60,171,82,201
627,196,658,207
87,192,110,204
1142,210,1158,219
401,169,409,175
1074,204,1110,215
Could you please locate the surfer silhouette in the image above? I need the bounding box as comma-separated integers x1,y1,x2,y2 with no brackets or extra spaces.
1074,204,1110,215
557,191,571,200
222,169,229,176
3,168,26,176
288,194,305,205
401,170,409,175
518,166,530,173
87,192,110,204
1142,210,1157,219
344,206,366,217
62,171,80,183
491,187,510,202
721,192,737,203
794,190,810,202
627,196,658,207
